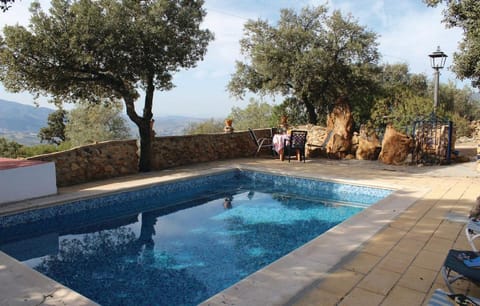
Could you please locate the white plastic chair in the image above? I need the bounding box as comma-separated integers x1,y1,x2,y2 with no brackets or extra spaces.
428,288,480,306
466,219,480,252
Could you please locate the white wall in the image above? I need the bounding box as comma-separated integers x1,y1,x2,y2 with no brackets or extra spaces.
0,162,57,204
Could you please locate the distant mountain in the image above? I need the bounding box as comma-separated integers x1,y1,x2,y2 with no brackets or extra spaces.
0,99,54,145
0,99,208,144
153,115,207,136
125,114,208,137
0,99,54,133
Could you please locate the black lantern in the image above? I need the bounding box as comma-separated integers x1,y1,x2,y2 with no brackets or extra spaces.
428,46,448,114
429,46,448,69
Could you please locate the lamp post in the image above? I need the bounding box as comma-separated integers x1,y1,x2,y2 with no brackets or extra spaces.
428,46,448,115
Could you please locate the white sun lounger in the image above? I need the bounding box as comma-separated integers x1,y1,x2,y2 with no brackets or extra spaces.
466,219,480,252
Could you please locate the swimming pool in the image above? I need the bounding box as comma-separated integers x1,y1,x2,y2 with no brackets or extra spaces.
0,169,392,306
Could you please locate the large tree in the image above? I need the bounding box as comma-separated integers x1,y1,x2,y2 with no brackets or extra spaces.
228,98,275,130
228,5,379,125
38,109,67,145
0,0,213,171
369,63,431,131
0,137,22,158
65,103,131,147
183,118,224,135
425,0,480,88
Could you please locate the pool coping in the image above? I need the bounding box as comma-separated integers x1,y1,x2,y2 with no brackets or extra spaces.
0,165,427,306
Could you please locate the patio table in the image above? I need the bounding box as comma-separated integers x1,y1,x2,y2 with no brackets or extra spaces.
273,133,293,161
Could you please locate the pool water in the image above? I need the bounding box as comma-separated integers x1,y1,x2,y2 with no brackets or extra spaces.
0,170,391,306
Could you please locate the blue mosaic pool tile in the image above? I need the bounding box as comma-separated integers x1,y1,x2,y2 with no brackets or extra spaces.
0,169,392,229
238,169,392,205
0,170,239,228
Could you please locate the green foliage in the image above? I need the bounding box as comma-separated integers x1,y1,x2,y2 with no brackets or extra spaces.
38,108,67,145
183,118,224,135
65,103,131,147
368,63,479,136
448,112,472,137
18,144,65,158
228,5,379,125
228,99,276,130
0,137,23,158
0,0,213,171
425,0,480,88
438,81,480,120
369,64,432,131
369,95,433,133
0,137,72,158
271,98,310,127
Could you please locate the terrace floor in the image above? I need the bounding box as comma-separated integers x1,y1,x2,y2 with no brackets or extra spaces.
1,149,480,306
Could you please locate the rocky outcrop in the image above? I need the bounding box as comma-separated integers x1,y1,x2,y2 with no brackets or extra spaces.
325,97,353,159
355,127,381,160
379,124,414,165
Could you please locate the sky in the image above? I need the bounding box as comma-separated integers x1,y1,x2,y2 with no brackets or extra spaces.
0,0,465,118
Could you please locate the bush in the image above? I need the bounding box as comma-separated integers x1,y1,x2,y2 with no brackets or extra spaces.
449,113,472,137
0,137,73,158
0,137,23,158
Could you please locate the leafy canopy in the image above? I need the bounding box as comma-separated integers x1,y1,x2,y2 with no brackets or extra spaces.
0,137,22,158
38,109,67,145
183,118,224,135
65,102,131,147
228,5,379,125
425,0,480,87
228,99,275,131
0,0,213,104
0,0,213,171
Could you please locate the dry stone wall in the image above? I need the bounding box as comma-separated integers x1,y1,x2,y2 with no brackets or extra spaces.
28,140,139,187
150,130,260,170
27,129,267,187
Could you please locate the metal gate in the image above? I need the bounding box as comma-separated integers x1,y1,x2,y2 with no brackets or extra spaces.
411,114,453,164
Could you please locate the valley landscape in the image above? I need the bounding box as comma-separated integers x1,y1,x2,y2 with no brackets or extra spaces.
0,99,207,145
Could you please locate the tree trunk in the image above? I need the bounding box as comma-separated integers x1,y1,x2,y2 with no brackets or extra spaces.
138,75,155,172
124,74,155,172
138,120,152,172
304,100,318,124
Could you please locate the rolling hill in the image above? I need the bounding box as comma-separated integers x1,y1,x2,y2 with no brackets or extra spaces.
0,99,54,133
0,99,208,145
0,99,54,145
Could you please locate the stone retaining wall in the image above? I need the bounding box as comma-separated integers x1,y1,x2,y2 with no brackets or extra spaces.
150,130,262,170
28,140,139,187
27,129,270,187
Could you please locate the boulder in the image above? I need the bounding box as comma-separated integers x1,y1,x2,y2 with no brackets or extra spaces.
356,136,381,160
325,97,353,159
356,127,381,160
379,124,414,165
